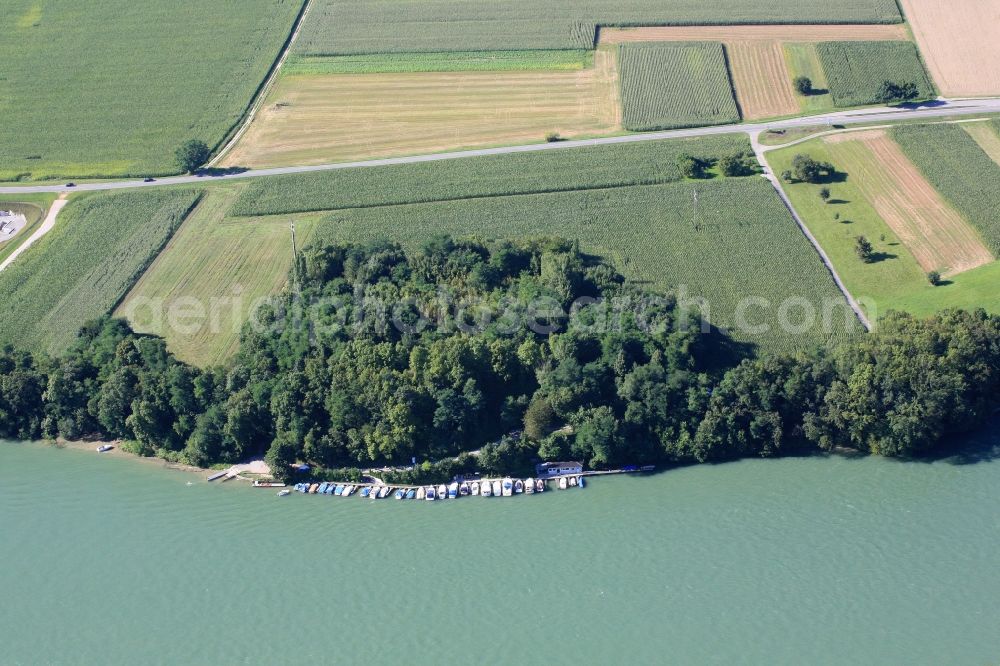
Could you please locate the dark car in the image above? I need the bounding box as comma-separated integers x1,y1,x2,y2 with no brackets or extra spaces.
143,177,155,183
65,182,76,187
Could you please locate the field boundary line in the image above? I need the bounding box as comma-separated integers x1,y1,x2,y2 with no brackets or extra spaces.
209,0,315,168
751,131,872,331
0,195,70,273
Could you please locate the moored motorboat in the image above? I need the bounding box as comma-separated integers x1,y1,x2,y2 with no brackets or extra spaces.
334,484,345,495
525,477,535,494
480,481,492,497
535,478,545,493
425,486,436,501
558,477,567,490
309,483,320,494
471,481,480,496
492,480,502,496
501,478,513,497
277,489,291,497
569,476,578,487
514,479,524,494
318,482,329,494
395,488,405,499
406,488,416,499
459,482,470,496
578,476,586,488
416,486,425,500
437,484,448,499
360,487,371,497
379,486,391,499
448,482,459,499
96,444,114,453
344,485,356,496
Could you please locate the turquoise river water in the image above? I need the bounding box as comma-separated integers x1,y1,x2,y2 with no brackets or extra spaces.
2,434,999,665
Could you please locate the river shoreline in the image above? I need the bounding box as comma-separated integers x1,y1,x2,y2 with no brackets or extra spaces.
50,438,211,476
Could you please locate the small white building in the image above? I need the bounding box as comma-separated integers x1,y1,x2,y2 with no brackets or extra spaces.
536,461,583,478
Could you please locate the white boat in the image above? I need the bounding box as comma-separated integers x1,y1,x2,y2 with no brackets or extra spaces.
277,489,291,497
96,444,114,453
569,476,578,487
502,478,513,497
343,485,355,496
492,480,503,496
425,486,436,501
448,482,459,499
471,481,480,496
437,484,448,499
416,486,426,500
480,481,492,497
459,482,470,496
514,479,524,494
558,477,568,490
535,478,545,493
379,486,391,499
525,478,535,494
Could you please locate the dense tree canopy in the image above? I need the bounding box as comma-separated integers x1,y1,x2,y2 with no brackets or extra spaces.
1,237,998,480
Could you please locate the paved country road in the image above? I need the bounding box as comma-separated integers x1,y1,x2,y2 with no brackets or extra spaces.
3,98,1000,195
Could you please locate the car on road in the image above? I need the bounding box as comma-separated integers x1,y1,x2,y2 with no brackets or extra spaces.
65,183,76,187
143,177,155,183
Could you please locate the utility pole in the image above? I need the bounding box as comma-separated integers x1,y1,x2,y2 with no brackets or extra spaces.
693,187,700,231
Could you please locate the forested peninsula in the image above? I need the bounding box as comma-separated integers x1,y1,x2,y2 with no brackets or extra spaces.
1,236,997,481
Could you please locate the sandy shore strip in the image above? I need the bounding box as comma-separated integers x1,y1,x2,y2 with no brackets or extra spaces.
52,439,271,480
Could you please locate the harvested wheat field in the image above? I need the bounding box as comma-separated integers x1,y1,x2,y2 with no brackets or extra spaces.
962,122,1000,165
823,130,993,276
726,41,799,119
224,50,620,168
899,0,1000,97
599,25,909,44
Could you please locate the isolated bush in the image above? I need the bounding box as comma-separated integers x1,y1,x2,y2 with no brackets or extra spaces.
855,236,875,263
792,154,835,184
877,81,920,104
719,153,757,177
927,271,942,286
794,76,813,96
175,139,211,173
820,187,831,202
677,154,710,179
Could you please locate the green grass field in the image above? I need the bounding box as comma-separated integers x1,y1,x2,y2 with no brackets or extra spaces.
891,260,1000,316
817,41,935,108
295,0,902,55
618,43,740,131
892,124,1000,255
231,135,753,216
283,51,593,75
117,185,323,367
0,0,305,182
783,43,835,114
768,141,929,319
0,190,201,355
